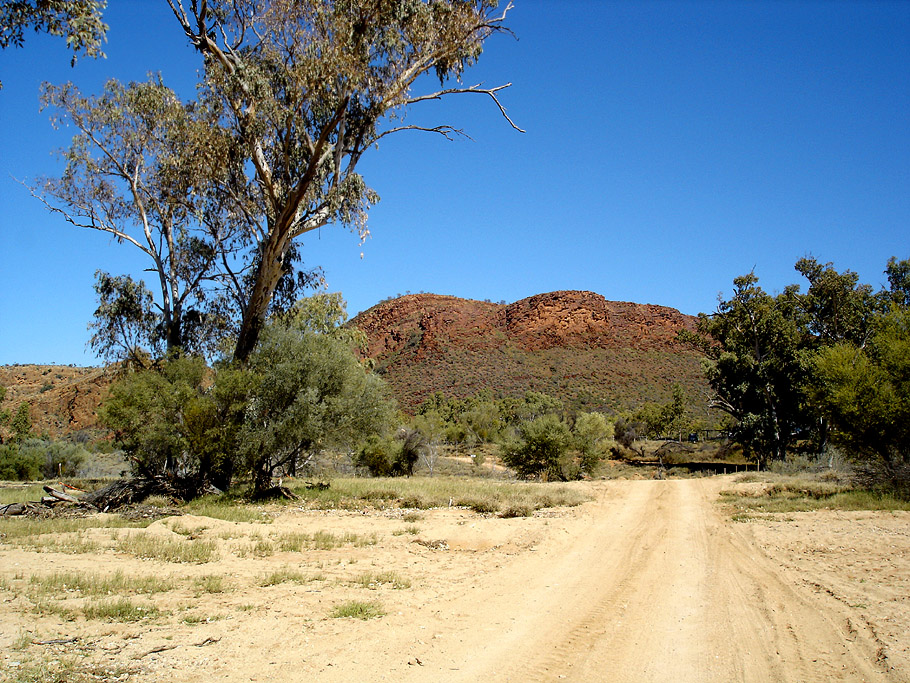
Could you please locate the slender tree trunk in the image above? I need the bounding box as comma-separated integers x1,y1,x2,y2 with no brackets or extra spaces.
165,301,182,354
233,237,289,362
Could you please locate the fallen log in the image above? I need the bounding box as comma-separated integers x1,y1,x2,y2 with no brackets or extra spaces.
305,481,330,491
43,486,80,504
0,502,29,516
80,476,181,511
251,485,300,501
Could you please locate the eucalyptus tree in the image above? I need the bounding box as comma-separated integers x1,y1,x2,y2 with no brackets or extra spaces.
794,257,879,349
167,0,521,361
35,1,517,362
690,273,810,464
35,78,238,359
0,0,107,87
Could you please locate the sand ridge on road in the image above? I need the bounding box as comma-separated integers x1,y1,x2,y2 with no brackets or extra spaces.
1,478,907,682
353,479,896,683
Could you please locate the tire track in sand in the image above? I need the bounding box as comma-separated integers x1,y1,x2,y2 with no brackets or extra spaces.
454,479,892,683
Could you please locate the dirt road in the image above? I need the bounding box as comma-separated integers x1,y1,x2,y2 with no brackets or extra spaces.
4,478,905,682
306,479,896,682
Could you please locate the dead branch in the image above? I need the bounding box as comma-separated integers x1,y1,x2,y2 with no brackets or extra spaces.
43,486,80,504
406,83,525,133
34,637,81,646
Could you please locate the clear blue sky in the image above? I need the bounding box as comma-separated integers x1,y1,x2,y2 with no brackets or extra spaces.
1,0,908,366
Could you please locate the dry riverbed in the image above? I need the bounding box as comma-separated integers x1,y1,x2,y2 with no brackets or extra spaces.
1,477,908,682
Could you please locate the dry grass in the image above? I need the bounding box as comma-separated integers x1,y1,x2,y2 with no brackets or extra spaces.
115,533,219,563
288,476,590,515
722,471,910,517
259,567,325,586
329,599,385,620
28,569,174,596
349,570,410,590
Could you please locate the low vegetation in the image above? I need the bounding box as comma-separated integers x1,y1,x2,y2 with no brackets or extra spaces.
287,476,590,515
722,472,910,518
329,600,386,620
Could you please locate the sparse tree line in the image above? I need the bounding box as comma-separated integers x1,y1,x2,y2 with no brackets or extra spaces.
3,3,907,499
684,256,910,497
0,386,95,480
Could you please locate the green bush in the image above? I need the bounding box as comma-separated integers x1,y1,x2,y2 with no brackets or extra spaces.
354,435,399,477
0,443,43,480
500,414,574,480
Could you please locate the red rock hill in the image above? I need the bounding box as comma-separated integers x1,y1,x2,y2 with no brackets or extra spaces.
351,291,708,415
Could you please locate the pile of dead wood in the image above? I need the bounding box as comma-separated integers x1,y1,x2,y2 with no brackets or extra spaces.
0,475,184,516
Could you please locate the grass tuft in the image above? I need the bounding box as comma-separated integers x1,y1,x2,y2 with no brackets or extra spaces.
116,533,218,563
193,575,226,594
259,567,324,586
82,597,162,622
329,599,385,620
350,571,410,590
28,570,173,596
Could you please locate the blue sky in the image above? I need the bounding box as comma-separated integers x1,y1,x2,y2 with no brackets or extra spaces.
1,0,908,366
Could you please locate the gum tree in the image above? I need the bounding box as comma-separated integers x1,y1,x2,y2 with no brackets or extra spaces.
36,1,518,362
166,0,521,361
0,0,107,87
36,78,237,358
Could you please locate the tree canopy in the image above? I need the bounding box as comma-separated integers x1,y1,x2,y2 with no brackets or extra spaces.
35,0,519,364
688,256,910,487
0,0,107,87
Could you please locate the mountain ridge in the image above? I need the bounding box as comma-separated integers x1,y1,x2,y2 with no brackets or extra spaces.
351,290,710,415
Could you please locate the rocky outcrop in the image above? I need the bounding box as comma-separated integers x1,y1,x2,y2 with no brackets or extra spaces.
0,365,111,439
351,291,707,414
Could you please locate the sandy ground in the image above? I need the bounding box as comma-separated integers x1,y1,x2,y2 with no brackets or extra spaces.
1,477,908,682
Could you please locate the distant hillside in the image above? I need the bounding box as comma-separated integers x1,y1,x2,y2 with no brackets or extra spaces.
2,292,713,439
0,365,111,439
351,291,711,416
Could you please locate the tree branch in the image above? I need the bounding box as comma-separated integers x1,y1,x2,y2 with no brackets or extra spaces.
406,83,524,133
374,124,471,143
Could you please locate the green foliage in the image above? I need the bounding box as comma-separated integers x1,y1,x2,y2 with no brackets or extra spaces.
35,2,513,363
354,435,400,477
627,384,690,440
18,439,88,478
813,309,910,497
794,257,879,347
39,77,259,360
693,272,809,463
11,401,33,443
414,390,564,448
0,0,106,88
0,442,43,480
242,324,395,492
99,292,396,498
101,355,244,493
501,414,574,480
688,256,910,489
88,271,160,365
459,401,503,444
0,385,8,429
573,411,613,472
885,257,910,307
282,291,366,350
353,429,422,478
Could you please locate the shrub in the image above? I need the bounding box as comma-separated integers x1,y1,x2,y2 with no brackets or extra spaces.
0,443,42,480
18,439,88,478
500,414,574,480
354,435,399,476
